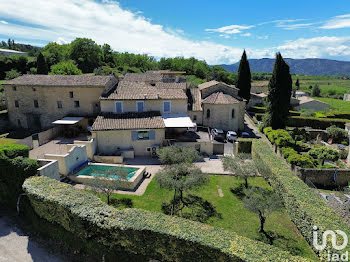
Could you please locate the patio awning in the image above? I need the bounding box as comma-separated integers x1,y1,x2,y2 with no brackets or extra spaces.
162,114,195,128
52,117,84,125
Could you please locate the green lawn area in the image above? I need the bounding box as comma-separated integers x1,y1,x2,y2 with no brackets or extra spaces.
92,175,317,260
313,97,350,112
0,138,20,144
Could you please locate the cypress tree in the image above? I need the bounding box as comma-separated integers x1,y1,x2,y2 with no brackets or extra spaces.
237,50,252,102
37,52,48,75
264,53,292,129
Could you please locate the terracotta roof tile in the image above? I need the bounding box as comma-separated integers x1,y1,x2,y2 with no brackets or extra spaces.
91,111,165,131
202,92,240,104
4,75,117,87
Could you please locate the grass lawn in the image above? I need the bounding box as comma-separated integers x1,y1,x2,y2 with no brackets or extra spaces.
313,97,350,112
0,138,20,144
92,175,317,260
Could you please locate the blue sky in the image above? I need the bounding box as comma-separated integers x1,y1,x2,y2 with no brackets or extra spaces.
1,0,350,64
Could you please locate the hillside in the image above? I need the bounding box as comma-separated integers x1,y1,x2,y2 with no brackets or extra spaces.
220,58,350,76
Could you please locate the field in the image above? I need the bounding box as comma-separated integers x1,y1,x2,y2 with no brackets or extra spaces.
92,175,317,260
292,75,350,97
313,97,350,112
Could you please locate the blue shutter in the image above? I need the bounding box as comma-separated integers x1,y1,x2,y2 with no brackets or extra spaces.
149,130,155,140
131,131,138,141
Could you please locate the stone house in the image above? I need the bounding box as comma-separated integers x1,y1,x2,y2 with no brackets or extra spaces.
295,97,330,111
3,75,118,130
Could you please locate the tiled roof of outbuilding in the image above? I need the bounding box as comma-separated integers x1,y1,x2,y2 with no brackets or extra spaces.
202,92,240,104
4,75,117,87
91,111,165,131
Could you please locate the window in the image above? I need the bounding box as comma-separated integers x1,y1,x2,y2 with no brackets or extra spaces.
136,101,144,112
193,115,197,121
17,119,21,127
206,109,210,118
57,101,62,109
115,101,123,113
163,101,171,113
74,101,80,108
137,130,150,140
32,87,36,92
13,86,16,91
14,100,19,108
231,109,235,119
69,91,74,98
34,100,39,108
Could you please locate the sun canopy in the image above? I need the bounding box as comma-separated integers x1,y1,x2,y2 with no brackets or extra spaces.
52,117,84,125
162,114,195,128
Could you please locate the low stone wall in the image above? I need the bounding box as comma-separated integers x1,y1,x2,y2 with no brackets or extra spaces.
174,141,214,155
305,128,329,141
16,135,33,149
297,167,350,188
44,144,88,175
121,149,134,159
93,155,124,164
74,139,97,160
38,126,62,145
37,159,60,180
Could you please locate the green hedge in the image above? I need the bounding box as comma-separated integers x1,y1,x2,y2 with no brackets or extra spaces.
236,138,253,154
23,176,310,262
252,140,350,260
0,143,29,158
288,116,349,129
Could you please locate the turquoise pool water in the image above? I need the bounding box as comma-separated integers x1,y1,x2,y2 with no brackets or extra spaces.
76,165,139,180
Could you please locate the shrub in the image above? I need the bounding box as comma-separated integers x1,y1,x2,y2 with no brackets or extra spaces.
248,106,266,113
23,177,308,262
252,140,350,260
280,147,297,159
326,125,348,144
340,149,348,160
5,69,21,80
263,128,294,147
288,116,349,129
286,153,317,168
308,146,339,165
0,143,29,158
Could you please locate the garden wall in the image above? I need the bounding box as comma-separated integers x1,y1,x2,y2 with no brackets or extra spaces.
38,126,62,145
296,167,350,188
22,176,310,262
74,138,96,160
15,135,33,149
37,159,60,180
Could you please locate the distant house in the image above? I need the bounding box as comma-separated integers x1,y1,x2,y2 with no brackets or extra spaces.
344,94,350,101
0,48,26,56
251,81,268,94
295,97,330,111
295,91,311,98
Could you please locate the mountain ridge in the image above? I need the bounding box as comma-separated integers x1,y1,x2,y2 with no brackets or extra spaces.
219,58,350,76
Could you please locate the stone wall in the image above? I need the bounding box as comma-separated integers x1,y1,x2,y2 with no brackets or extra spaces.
38,126,62,145
297,167,350,188
74,138,97,160
37,159,60,180
16,135,33,149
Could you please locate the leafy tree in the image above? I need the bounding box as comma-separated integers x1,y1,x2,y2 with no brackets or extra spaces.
295,78,300,90
312,84,321,97
327,125,348,144
36,52,48,75
156,163,209,216
237,50,252,101
42,42,70,67
94,66,119,77
264,53,292,129
222,154,258,188
308,146,339,165
101,43,114,66
157,145,202,165
5,69,21,80
85,167,128,205
69,38,102,73
243,187,282,244
50,60,82,75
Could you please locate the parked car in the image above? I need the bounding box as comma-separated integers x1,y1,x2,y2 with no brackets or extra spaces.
241,132,250,138
211,128,226,142
226,131,238,142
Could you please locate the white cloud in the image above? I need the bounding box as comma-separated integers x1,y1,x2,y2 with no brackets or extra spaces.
241,33,251,37
277,22,315,30
0,20,8,24
277,36,350,58
219,34,231,39
257,35,269,40
205,24,254,35
320,13,350,29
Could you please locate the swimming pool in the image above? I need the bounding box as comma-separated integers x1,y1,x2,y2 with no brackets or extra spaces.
76,164,139,180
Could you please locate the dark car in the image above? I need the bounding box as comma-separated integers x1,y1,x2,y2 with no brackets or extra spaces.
211,128,226,142
241,132,250,138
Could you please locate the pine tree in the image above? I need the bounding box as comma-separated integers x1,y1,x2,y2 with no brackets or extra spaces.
36,52,48,75
237,50,252,102
295,78,300,90
264,53,292,129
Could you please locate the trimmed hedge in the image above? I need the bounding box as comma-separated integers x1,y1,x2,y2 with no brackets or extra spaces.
0,144,38,207
252,140,350,260
288,116,349,129
23,176,310,262
236,138,253,154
